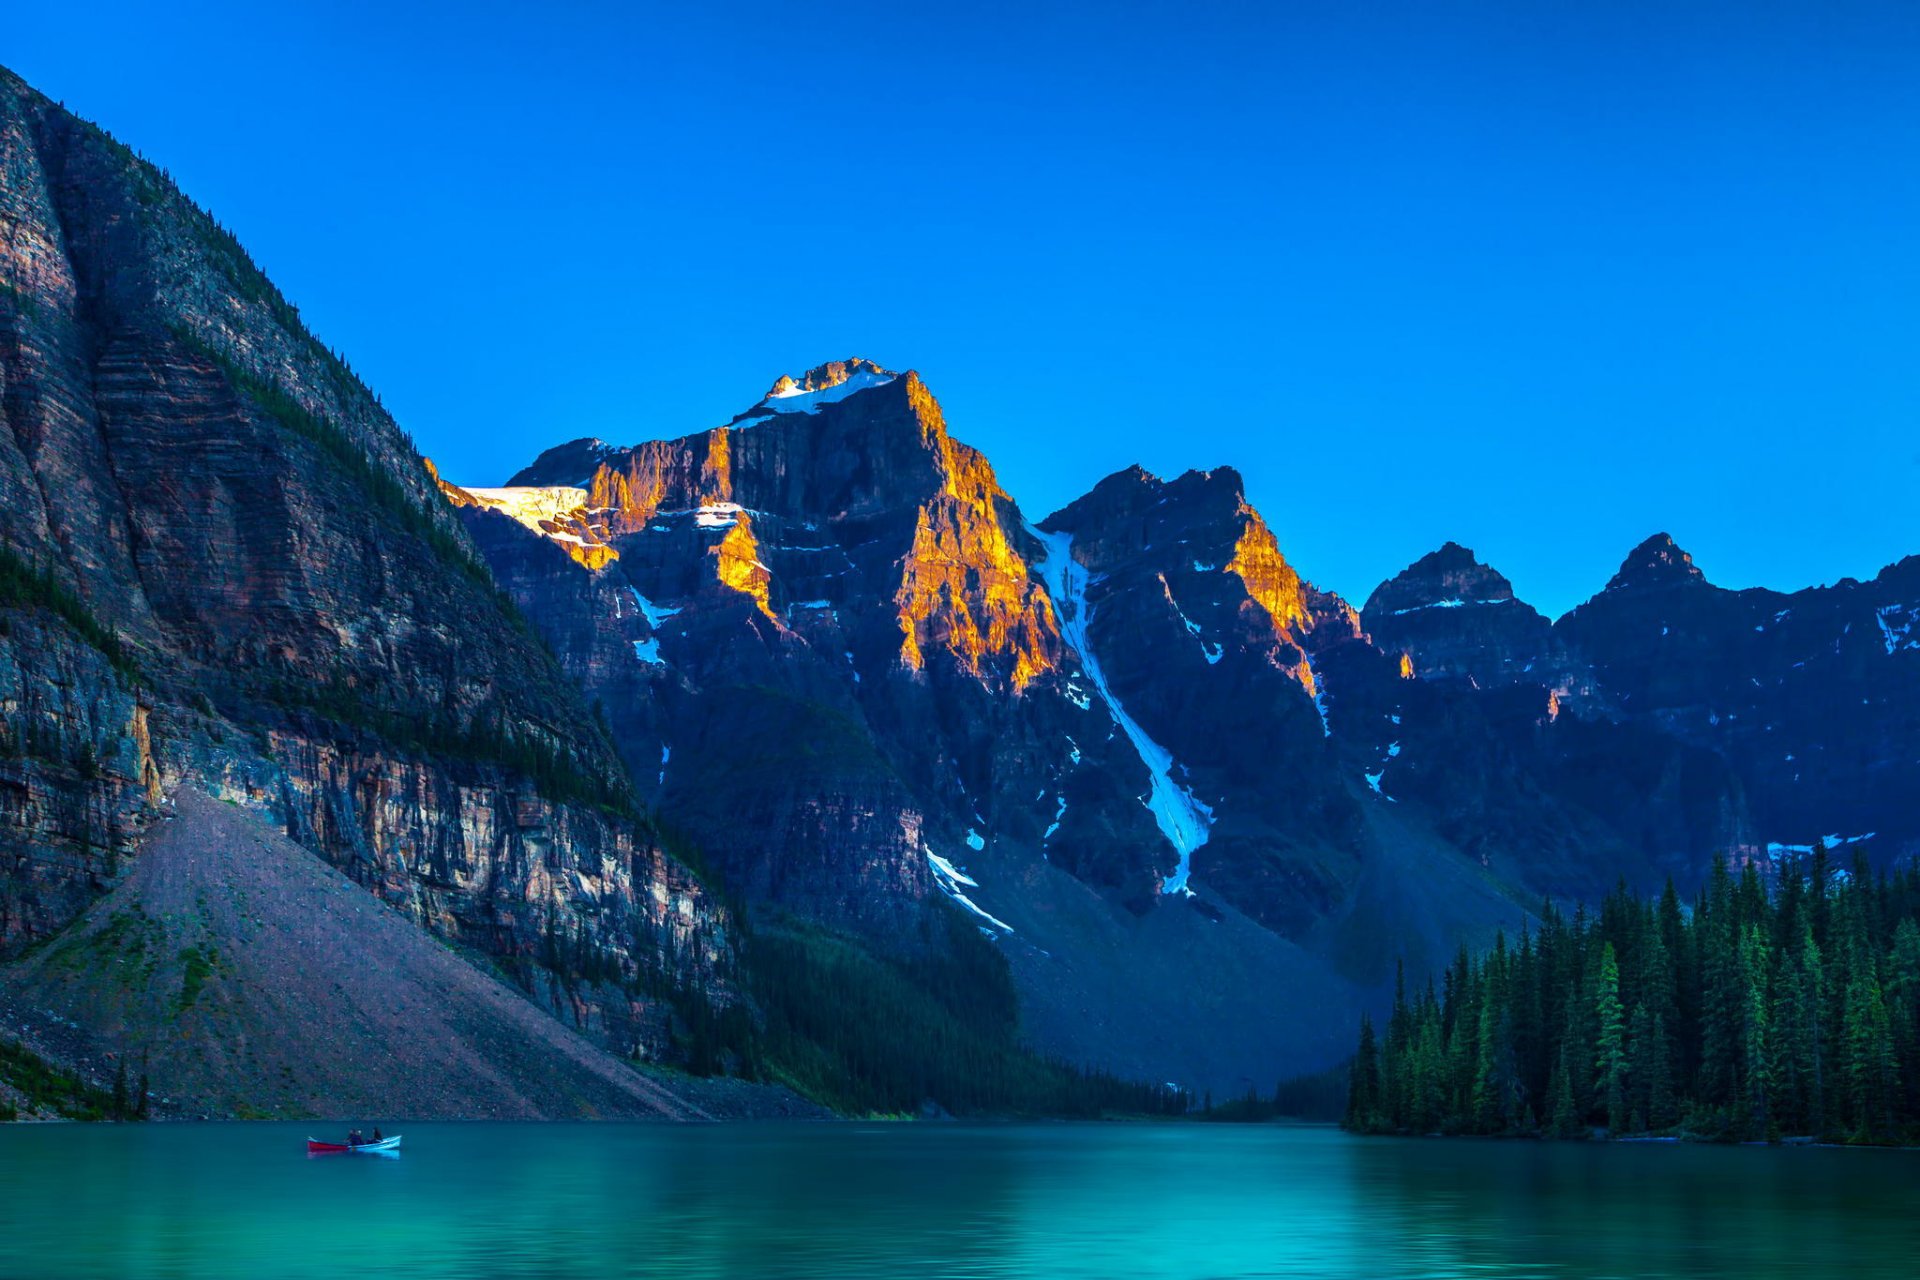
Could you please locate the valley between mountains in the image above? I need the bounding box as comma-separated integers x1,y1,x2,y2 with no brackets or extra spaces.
1,64,1914,1117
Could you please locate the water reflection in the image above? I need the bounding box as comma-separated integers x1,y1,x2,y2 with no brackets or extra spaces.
0,1122,1915,1278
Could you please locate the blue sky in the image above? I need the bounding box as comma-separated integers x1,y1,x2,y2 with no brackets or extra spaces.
9,0,1916,616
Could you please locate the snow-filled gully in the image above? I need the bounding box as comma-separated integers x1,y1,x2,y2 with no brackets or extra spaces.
1029,525,1215,895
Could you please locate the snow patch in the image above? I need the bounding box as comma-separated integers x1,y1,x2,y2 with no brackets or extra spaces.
732,369,897,425
695,503,744,529
1303,653,1332,737
965,828,985,852
627,587,681,629
925,846,1013,932
1364,740,1401,801
1875,605,1916,655
1766,832,1877,855
1389,597,1504,616
1030,524,1214,896
459,486,589,532
1159,573,1223,664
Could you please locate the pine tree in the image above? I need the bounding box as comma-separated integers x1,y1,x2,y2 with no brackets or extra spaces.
1843,957,1897,1142
1347,1015,1381,1132
1647,1011,1678,1131
1887,919,1920,1123
1626,1002,1655,1133
1737,923,1773,1140
1698,858,1741,1130
1548,1044,1584,1139
1594,942,1629,1134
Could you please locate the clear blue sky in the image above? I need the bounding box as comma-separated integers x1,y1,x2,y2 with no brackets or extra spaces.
9,1,1916,616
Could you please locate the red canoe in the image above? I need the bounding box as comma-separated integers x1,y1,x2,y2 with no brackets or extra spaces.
306,1136,402,1154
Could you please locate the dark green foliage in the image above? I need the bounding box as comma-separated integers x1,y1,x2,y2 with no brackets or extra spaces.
1203,1061,1352,1123
0,543,137,678
746,910,1190,1118
1346,850,1920,1145
1346,1015,1380,1128
1260,1062,1352,1122
0,1036,125,1122
175,944,217,1012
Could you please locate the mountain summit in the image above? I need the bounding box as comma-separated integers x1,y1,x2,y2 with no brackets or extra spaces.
1363,541,1519,616
1603,532,1707,592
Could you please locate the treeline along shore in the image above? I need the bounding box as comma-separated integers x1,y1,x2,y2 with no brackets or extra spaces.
1345,846,1920,1145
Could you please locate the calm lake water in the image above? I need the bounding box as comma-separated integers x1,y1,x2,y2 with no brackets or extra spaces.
0,1122,1913,1278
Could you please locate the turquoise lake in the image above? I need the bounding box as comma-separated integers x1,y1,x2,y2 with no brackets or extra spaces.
0,1122,1914,1278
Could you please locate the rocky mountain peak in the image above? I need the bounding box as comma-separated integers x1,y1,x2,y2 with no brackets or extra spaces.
1364,541,1519,617
731,358,901,427
1046,464,1248,535
763,357,894,400
1604,533,1706,593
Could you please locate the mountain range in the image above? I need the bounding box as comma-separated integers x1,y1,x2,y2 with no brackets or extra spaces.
1,66,1913,1113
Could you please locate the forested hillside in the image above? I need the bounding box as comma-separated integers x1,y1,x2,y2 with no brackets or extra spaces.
1346,847,1920,1144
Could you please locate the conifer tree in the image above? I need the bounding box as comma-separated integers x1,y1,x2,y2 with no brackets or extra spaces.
1843,959,1897,1142
1346,854,1920,1144
1594,942,1629,1134
1346,1015,1381,1132
1548,1044,1583,1139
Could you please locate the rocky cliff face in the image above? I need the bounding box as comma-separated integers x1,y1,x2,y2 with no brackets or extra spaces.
1362,542,1561,689
0,68,730,1061
1369,532,1920,876
1034,465,1369,934
1556,537,1920,861
481,363,1168,930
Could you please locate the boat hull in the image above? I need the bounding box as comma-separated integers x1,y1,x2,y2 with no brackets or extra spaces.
307,1136,402,1155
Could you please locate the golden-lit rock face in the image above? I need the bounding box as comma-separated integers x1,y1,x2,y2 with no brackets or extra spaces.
701,427,733,501
1226,507,1311,637
892,375,1060,691
566,542,620,571
514,367,1058,690
442,480,620,571
712,511,774,618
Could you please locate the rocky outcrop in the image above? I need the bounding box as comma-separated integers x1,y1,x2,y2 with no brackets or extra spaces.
1361,542,1561,689
1556,540,1919,862
1365,532,1920,884
1037,465,1368,933
0,67,731,1058
475,364,1149,931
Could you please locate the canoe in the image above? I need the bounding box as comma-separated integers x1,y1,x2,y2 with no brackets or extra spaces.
306,1135,402,1154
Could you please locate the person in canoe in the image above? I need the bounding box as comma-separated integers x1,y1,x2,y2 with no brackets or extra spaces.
348,1129,364,1147
372,1127,383,1142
